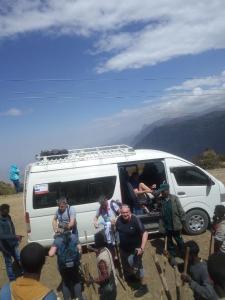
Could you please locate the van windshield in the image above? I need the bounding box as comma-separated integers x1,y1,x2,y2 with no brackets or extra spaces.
33,176,116,209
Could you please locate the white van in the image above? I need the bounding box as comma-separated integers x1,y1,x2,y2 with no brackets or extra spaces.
23,145,225,247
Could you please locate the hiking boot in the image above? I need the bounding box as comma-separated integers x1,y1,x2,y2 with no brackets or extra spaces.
134,284,149,297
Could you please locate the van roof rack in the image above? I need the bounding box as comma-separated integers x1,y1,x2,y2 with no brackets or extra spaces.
35,145,135,165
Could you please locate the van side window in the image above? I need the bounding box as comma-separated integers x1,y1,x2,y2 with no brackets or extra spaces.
171,166,212,186
33,176,116,209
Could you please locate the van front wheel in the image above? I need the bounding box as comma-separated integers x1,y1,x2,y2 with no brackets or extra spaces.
184,209,209,235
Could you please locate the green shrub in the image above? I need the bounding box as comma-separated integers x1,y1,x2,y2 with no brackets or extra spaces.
194,149,221,169
0,181,16,195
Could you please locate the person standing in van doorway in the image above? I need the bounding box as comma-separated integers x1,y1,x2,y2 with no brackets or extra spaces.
9,164,20,193
52,197,78,238
158,183,185,265
94,197,120,260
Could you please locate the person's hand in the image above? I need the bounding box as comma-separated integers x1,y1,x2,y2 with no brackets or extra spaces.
181,273,191,283
135,248,144,256
94,221,99,229
77,243,82,255
56,228,64,234
111,219,116,225
16,235,23,243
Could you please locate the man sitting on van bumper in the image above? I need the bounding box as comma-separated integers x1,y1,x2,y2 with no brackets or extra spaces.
158,184,185,263
52,197,77,235
94,197,120,260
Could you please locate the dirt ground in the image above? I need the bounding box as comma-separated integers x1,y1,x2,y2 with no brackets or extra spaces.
1,168,225,299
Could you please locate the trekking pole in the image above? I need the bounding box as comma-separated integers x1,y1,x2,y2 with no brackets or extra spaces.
150,244,172,300
114,232,126,289
163,236,181,300
84,231,96,299
209,231,213,257
182,247,190,285
84,231,91,261
162,236,168,274
116,273,127,291
83,263,93,300
174,265,181,300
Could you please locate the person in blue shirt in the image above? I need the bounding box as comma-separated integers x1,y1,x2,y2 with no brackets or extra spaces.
9,164,20,193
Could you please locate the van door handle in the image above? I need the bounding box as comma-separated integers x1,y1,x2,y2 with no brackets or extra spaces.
177,191,185,195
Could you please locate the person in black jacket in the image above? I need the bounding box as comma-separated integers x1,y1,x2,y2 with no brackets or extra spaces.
0,204,22,281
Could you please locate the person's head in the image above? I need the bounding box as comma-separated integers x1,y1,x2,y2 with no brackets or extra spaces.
21,242,46,276
0,204,10,217
158,183,170,198
184,240,199,263
208,253,225,297
131,172,139,181
98,260,108,276
57,197,68,213
99,197,108,210
214,205,225,219
94,231,107,249
120,205,132,222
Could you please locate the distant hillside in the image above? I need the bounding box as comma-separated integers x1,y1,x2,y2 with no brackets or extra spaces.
134,110,225,159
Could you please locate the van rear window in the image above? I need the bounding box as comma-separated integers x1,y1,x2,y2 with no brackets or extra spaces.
33,176,116,209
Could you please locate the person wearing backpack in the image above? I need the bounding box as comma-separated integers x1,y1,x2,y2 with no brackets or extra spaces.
48,231,83,300
52,197,77,236
0,242,57,300
93,197,120,260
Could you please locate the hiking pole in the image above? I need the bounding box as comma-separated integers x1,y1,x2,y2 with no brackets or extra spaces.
209,231,213,257
162,236,168,274
182,246,190,285
114,232,126,290
84,231,96,299
163,236,181,300
116,273,127,291
83,263,93,300
150,247,172,300
84,231,91,261
174,265,181,300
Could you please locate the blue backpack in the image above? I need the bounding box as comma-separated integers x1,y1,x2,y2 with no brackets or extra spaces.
57,234,80,270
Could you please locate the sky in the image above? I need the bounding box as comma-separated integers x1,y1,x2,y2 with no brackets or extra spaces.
1,0,225,181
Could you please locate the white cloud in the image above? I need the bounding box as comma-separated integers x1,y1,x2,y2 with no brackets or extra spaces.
76,70,225,144
0,107,32,116
0,1,225,72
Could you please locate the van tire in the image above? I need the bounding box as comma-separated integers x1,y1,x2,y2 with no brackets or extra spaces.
184,209,209,235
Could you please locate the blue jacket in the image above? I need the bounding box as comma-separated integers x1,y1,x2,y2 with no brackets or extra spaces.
9,165,20,181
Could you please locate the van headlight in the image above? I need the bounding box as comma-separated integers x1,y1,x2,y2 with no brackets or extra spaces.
221,194,225,202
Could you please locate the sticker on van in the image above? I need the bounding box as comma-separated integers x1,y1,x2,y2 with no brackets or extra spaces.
34,183,49,195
